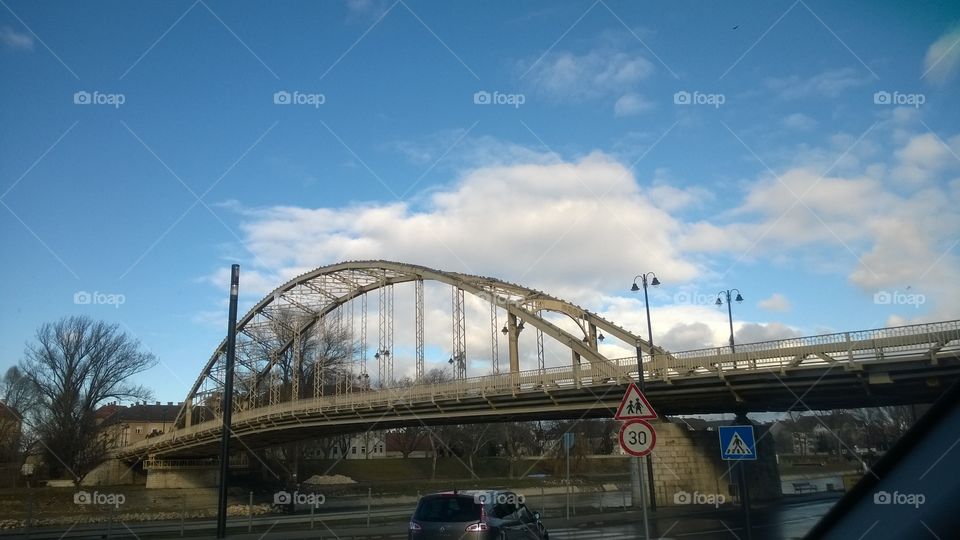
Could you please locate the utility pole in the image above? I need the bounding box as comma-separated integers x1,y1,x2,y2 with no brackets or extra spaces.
216,265,240,539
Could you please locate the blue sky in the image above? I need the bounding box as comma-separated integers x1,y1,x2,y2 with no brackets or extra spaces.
2,0,959,402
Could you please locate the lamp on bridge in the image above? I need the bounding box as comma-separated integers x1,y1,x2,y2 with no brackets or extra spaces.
629,271,660,512
716,289,744,366
629,272,661,381
448,351,466,379
501,320,525,335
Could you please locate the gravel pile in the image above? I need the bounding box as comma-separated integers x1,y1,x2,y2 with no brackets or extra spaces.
302,474,357,485
0,503,275,529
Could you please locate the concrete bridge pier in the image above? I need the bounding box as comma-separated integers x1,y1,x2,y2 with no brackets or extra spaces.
144,458,220,489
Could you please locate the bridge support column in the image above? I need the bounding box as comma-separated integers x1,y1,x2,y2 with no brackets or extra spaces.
507,313,520,374
572,351,581,388
185,400,192,428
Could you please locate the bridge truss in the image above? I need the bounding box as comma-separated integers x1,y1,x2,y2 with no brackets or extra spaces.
172,260,656,431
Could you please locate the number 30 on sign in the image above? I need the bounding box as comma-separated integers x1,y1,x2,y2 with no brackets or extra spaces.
619,419,656,457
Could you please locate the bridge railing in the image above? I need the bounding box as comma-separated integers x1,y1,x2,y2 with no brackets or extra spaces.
659,320,960,377
115,320,959,459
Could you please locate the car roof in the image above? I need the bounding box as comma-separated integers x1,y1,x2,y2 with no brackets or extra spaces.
422,489,511,496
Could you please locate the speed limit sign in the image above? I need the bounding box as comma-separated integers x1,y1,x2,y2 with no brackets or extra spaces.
619,419,656,457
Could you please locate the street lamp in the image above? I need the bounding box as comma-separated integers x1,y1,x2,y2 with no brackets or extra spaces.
448,352,467,379
630,272,661,385
715,289,744,354
630,272,660,515
716,288,751,540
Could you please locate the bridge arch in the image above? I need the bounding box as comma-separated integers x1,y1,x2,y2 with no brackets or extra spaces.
173,260,665,430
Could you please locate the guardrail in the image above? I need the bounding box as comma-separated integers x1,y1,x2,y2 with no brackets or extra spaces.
116,320,959,458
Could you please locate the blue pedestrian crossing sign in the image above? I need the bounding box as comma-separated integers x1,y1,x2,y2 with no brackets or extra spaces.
718,425,757,460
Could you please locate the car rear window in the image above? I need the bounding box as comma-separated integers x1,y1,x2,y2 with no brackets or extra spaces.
414,495,482,522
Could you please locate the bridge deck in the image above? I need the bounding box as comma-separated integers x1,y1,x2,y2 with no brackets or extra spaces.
115,320,960,459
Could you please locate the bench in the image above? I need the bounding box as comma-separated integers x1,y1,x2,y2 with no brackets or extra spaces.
792,482,818,493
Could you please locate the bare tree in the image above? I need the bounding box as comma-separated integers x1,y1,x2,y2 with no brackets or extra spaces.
849,406,914,451
0,366,39,464
499,422,536,479
250,311,359,485
22,316,155,483
452,423,494,472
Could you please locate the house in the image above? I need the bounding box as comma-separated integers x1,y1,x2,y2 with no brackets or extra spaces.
96,401,183,447
304,432,387,459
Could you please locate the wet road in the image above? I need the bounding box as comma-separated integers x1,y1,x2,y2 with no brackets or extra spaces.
547,497,837,540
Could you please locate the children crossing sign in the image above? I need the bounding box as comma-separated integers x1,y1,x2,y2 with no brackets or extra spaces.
614,382,657,420
718,425,757,460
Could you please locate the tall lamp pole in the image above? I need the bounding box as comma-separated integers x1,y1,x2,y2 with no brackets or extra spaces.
630,272,660,512
216,265,240,539
715,289,744,361
716,287,751,539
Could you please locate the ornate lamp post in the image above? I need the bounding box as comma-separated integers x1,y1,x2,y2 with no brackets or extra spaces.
715,289,744,364
630,272,660,512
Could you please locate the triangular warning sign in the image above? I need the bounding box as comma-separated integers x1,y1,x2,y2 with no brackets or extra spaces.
724,432,751,455
614,382,657,420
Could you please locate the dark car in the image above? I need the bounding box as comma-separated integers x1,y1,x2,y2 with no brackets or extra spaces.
408,490,549,540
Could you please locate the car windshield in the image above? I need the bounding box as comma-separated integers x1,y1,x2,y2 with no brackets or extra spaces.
414,495,482,522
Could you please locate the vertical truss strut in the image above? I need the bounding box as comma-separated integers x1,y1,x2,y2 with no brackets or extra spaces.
377,275,394,387
270,365,280,405
536,310,546,373
452,287,466,380
314,317,324,398
490,297,500,374
360,293,368,378
291,329,301,401
347,298,354,396
387,283,394,383
415,278,425,380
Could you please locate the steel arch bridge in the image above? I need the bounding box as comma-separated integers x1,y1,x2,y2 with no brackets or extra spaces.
174,260,660,429
116,261,960,460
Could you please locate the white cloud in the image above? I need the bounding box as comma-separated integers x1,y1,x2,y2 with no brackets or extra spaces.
782,113,817,130
679,128,960,321
221,151,700,301
524,49,653,102
208,123,960,361
614,93,654,117
734,322,802,343
892,132,960,184
923,25,960,83
765,68,868,99
0,26,33,50
646,183,712,212
758,293,791,312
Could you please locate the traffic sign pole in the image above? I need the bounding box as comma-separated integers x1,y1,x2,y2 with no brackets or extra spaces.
618,382,656,540
735,414,753,540
738,460,752,540
718,422,757,540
